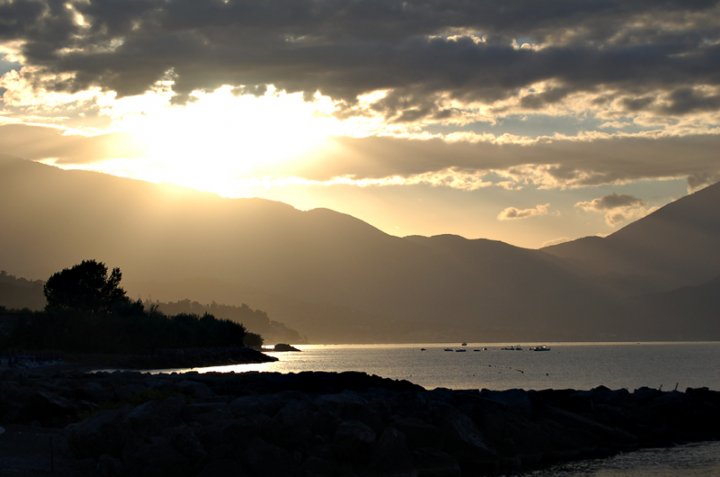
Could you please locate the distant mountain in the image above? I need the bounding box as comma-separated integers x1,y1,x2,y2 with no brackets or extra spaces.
0,270,44,310
149,299,304,344
543,182,720,294
623,276,720,340
1,155,718,341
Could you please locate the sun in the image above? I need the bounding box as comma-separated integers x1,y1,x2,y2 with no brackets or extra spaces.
107,86,338,197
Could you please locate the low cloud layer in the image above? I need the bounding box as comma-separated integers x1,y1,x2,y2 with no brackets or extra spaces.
1,0,719,122
2,124,719,194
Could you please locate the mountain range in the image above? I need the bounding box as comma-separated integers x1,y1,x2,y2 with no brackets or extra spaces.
2,155,718,342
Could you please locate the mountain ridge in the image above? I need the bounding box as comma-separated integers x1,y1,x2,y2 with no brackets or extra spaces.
2,156,719,341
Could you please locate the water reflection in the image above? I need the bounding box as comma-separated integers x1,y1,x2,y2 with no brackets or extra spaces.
148,342,720,392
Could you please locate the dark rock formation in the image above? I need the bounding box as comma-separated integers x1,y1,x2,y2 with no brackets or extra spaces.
273,343,301,352
0,370,719,476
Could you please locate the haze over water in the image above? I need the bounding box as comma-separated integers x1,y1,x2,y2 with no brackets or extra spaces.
168,342,720,392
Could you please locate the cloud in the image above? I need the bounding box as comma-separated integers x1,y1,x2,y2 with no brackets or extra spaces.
1,0,719,121
575,193,643,211
575,193,654,227
315,135,720,191
2,124,719,194
497,203,550,221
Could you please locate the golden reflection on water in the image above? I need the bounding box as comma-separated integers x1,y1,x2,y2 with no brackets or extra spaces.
146,342,720,392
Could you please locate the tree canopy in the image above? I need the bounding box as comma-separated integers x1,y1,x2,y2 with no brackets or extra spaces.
0,260,262,353
44,259,130,313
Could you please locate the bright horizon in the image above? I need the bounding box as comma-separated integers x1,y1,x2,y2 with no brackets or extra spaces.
1,1,719,248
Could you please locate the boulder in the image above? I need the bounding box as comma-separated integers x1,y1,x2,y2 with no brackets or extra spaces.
332,420,377,462
413,448,461,477
370,426,414,475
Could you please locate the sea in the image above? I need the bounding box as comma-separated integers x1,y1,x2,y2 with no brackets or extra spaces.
164,342,720,476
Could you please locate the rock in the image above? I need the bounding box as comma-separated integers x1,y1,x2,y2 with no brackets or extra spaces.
240,437,298,477
169,425,207,465
123,436,193,477
273,343,301,352
317,392,382,431
1,369,719,477
67,409,127,458
413,448,461,477
97,454,122,477
197,458,247,477
175,380,216,400
332,420,377,462
126,395,186,432
392,416,443,448
302,455,339,476
370,427,414,475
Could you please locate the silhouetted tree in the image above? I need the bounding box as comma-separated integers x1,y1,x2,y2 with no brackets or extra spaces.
44,260,130,314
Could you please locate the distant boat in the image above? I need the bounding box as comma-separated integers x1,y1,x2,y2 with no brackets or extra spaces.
461,342,467,346
455,349,467,352
529,345,551,352
444,348,453,352
501,345,523,351
420,348,427,351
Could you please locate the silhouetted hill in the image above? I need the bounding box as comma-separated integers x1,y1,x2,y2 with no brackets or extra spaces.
543,182,720,294
0,271,44,310
2,155,718,341
149,299,304,344
623,276,720,339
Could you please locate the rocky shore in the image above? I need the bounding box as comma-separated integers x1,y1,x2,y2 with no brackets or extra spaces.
1,370,719,476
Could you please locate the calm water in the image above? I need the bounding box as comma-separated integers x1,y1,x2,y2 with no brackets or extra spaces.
172,341,720,392
524,441,720,476
162,342,720,476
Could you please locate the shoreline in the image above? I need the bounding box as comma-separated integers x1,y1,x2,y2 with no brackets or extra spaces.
0,346,277,374
0,369,718,476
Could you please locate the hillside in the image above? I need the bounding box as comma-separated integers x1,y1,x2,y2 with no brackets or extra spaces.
0,271,45,310
624,276,720,340
543,182,720,294
2,156,719,341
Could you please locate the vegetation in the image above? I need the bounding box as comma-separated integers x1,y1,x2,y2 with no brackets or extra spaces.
0,260,262,353
151,299,303,343
44,260,130,314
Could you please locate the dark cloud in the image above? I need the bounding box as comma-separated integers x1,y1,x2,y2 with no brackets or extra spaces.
2,0,720,117
580,193,644,210
660,88,720,115
575,193,650,227
305,135,720,189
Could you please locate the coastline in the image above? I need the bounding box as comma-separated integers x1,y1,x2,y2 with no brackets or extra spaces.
0,346,277,374
0,369,718,476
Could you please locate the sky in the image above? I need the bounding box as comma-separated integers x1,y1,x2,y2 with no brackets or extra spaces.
1,0,719,248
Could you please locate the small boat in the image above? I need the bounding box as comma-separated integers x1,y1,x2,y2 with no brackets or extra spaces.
501,345,523,351
529,345,551,352
420,348,427,351
455,349,466,352
461,342,467,346
444,348,453,352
